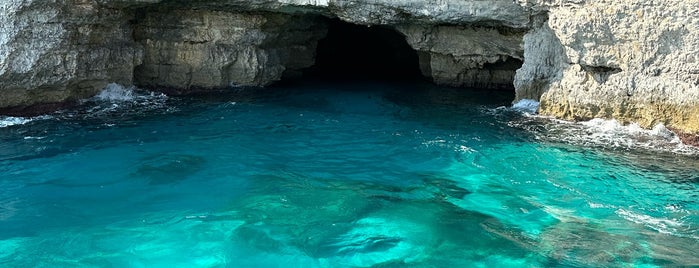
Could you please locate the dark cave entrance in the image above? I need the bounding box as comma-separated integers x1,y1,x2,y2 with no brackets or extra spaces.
304,18,423,81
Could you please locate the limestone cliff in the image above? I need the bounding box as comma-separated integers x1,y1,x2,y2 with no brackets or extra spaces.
1,0,698,139
515,0,699,135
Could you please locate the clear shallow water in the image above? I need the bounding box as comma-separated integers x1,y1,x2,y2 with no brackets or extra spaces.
1,80,698,267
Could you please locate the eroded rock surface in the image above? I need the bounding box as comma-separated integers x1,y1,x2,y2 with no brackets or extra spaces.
1,0,698,137
0,0,528,110
0,1,141,112
398,24,524,89
133,9,327,91
515,0,699,134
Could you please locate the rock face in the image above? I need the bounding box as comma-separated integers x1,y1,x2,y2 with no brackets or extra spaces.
515,0,699,134
398,25,524,89
0,0,528,110
0,1,141,113
133,9,327,91
1,0,698,137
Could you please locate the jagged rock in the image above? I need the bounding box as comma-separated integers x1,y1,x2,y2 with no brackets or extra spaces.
513,15,567,101
104,0,531,27
0,0,527,108
327,0,530,27
516,0,699,134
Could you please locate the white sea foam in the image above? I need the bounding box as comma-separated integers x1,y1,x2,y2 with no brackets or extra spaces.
95,83,136,101
615,209,695,238
0,115,52,128
1,84,171,126
0,116,32,128
508,113,699,155
94,83,167,102
564,119,698,155
511,99,540,114
81,83,170,117
506,100,680,152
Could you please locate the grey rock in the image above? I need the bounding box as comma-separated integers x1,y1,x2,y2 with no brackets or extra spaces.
398,24,524,89
133,9,327,90
0,1,141,109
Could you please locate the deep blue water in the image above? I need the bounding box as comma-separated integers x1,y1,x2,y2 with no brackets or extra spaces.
1,80,698,267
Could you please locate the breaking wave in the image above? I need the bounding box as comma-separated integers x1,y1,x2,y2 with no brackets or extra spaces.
92,83,168,103
511,99,539,114
1,84,170,129
0,115,52,128
0,117,32,128
507,103,699,156
95,83,137,101
76,83,171,118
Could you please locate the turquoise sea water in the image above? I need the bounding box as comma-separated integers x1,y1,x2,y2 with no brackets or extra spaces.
1,80,698,267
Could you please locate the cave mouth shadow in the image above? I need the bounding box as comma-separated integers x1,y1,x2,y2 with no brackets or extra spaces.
300,18,425,83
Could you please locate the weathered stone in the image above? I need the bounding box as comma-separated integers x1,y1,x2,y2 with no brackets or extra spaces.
132,9,327,91
513,14,567,100
398,24,524,89
0,1,141,110
1,0,529,107
328,0,530,27
516,0,699,135
101,0,531,27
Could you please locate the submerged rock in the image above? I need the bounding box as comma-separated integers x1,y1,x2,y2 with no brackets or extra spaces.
222,172,540,266
133,154,206,185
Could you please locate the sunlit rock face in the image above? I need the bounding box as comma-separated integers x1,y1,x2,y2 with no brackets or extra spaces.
515,0,699,137
1,0,699,138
